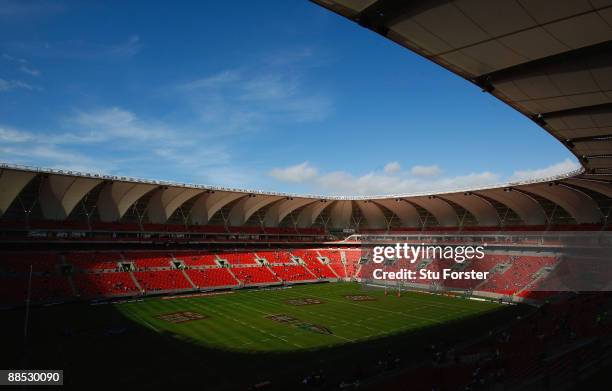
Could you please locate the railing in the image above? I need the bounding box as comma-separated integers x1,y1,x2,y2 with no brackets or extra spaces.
0,162,584,200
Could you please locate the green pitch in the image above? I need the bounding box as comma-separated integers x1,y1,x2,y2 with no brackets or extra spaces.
117,282,502,352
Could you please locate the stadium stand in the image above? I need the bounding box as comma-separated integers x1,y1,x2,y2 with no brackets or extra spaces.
66,252,122,271
125,252,174,269
133,270,192,292
318,249,347,278
220,252,259,265
174,252,219,267
185,268,238,288
0,248,570,307
231,266,280,285
291,249,337,279
74,272,139,298
255,250,294,264
269,264,315,282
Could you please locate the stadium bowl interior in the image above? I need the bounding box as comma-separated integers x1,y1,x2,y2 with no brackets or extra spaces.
2,1,612,390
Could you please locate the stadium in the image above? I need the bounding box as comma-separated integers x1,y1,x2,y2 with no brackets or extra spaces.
2,0,612,390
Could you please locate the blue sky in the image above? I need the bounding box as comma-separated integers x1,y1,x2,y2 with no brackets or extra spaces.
0,0,579,196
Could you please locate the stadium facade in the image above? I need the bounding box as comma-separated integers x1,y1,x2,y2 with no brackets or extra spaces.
3,3,612,390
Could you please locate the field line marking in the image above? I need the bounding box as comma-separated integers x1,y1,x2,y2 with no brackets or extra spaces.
121,306,160,332
244,293,378,333
305,293,441,323
190,301,304,348
215,296,357,343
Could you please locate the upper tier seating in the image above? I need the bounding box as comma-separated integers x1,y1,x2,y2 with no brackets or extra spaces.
66,252,122,270
174,253,219,267
255,250,294,264
220,252,258,265
125,252,173,269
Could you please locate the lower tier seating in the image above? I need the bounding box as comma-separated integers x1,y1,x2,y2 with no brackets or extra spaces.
133,270,192,291
186,268,238,288
270,265,314,282
232,266,279,285
74,272,139,298
0,249,564,306
292,249,337,279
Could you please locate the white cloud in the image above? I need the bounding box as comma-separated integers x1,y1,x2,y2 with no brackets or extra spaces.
4,35,142,60
240,75,298,101
509,158,580,182
410,164,441,177
178,70,241,90
0,126,33,142
20,65,40,76
270,162,318,183
267,158,582,196
68,107,170,141
2,52,26,62
0,105,238,181
177,66,333,129
0,78,34,91
0,1,65,19
264,47,314,67
105,35,141,59
2,52,41,76
314,170,499,196
269,161,500,196
0,145,112,173
384,161,401,174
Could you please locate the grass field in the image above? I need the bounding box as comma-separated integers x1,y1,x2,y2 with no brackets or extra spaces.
117,282,503,352
4,281,525,390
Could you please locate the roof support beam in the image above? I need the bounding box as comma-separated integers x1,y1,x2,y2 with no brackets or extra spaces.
146,187,203,224
409,196,458,227
330,200,353,229
521,183,602,224
477,188,546,225
475,40,612,86
264,198,316,227
355,200,386,229
354,0,442,35
39,175,102,220
541,102,612,120
440,193,500,226
227,195,281,226
296,200,333,228
0,169,36,217
190,192,244,225
374,199,420,227
97,182,157,222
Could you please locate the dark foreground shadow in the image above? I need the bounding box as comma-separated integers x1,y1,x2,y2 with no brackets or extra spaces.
1,299,530,391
